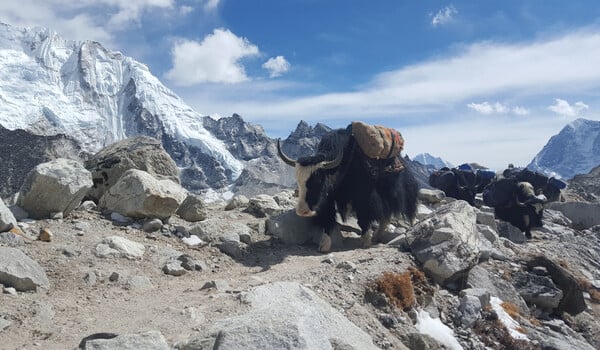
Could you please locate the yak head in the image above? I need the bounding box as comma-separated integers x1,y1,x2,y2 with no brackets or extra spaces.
277,138,344,217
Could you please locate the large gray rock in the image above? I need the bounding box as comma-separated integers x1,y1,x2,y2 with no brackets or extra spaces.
547,201,600,230
407,200,482,287
176,282,379,350
176,194,208,222
0,198,18,232
17,158,92,219
85,136,180,202
513,272,563,311
100,169,186,220
0,247,50,291
80,330,169,350
189,219,250,258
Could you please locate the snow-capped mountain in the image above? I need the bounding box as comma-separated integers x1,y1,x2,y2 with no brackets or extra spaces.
412,153,454,169
0,23,242,191
528,118,600,179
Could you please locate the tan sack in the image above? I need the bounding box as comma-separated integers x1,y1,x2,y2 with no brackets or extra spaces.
351,121,404,159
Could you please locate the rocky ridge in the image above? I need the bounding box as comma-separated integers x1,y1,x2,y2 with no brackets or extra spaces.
1,139,599,350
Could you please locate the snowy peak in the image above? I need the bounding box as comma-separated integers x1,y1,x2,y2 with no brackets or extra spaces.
0,22,243,189
412,153,454,169
528,118,600,179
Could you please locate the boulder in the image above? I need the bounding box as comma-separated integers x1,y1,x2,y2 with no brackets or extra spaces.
189,219,250,258
176,194,208,222
79,330,169,350
176,282,379,350
266,210,344,249
513,272,563,311
407,200,482,287
17,158,92,219
100,169,186,220
0,247,50,291
0,198,18,232
85,136,180,202
547,201,600,230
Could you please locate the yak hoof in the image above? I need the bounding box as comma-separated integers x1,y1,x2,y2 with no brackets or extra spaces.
318,234,332,253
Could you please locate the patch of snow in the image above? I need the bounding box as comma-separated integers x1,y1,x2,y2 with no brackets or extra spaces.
415,309,464,350
182,235,204,246
490,296,529,341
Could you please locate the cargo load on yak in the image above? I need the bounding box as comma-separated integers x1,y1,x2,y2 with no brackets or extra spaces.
351,121,404,160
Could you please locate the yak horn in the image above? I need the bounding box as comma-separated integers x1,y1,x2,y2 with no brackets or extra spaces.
319,139,345,170
277,139,297,167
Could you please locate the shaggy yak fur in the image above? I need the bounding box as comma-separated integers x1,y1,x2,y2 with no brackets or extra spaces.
278,126,419,252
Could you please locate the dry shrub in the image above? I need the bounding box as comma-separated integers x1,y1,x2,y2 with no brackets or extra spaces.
375,271,415,311
501,301,522,319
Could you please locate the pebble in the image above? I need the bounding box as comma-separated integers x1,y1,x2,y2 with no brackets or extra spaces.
38,227,53,242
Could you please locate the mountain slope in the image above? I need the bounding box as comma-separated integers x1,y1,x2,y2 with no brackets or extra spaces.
412,153,454,169
0,23,242,191
528,118,600,179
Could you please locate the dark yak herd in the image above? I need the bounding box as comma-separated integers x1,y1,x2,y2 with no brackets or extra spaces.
278,122,567,252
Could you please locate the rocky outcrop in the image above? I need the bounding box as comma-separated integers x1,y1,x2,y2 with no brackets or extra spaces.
85,136,180,202
0,247,50,291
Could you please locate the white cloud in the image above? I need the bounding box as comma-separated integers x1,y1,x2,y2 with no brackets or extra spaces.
180,5,194,15
548,98,589,117
165,28,260,85
262,56,290,78
468,101,529,115
203,0,220,12
431,5,457,27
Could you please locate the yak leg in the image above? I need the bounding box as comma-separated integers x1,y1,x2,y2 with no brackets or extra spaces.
318,233,332,253
523,214,532,239
372,217,391,244
361,231,373,248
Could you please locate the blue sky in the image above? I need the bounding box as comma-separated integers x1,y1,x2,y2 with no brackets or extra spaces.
2,1,600,170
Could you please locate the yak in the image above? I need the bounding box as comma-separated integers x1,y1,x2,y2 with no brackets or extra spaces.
428,166,477,205
483,177,545,239
277,126,419,252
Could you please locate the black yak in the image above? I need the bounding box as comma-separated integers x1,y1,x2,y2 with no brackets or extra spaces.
277,125,419,252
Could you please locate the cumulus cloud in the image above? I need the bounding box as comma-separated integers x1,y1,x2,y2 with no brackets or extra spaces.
548,98,589,117
468,102,529,115
165,28,260,85
431,5,457,27
262,56,290,77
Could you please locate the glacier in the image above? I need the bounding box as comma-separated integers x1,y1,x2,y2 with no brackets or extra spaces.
0,23,243,183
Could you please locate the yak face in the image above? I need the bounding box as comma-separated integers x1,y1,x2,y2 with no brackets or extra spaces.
277,138,344,217
295,163,324,217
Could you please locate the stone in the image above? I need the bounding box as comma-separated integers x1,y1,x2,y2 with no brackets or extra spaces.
94,236,146,259
547,201,600,230
100,169,186,220
476,210,497,231
85,136,180,202
0,247,50,291
496,220,526,243
79,330,169,350
201,280,230,291
243,194,283,218
125,276,152,290
84,272,97,286
224,195,249,210
0,316,12,332
176,194,207,222
38,227,53,242
458,294,482,327
163,260,187,276
418,188,446,204
18,158,93,219
407,200,482,287
513,272,563,310
0,198,18,232
189,219,250,258
179,282,379,350
143,218,163,233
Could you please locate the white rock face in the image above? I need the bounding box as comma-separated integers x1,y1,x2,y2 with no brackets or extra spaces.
0,247,50,291
408,200,482,286
0,197,18,232
100,169,187,220
18,158,93,219
95,236,146,259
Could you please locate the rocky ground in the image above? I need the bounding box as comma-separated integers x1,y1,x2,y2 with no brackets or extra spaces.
2,187,600,350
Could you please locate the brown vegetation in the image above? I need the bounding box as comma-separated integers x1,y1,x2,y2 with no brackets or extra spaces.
373,267,432,311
